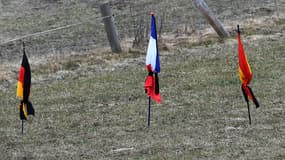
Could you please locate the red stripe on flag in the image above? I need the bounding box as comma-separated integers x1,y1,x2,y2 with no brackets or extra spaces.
144,75,161,103
18,66,25,83
238,33,252,85
242,84,253,100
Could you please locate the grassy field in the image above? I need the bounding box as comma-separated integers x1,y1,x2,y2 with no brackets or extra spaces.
1,0,285,160
1,23,285,159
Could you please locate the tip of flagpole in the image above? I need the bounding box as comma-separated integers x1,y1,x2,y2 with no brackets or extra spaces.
22,41,26,55
150,11,154,16
237,25,240,33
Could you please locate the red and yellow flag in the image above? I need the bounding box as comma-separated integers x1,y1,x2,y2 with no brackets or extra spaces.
16,50,35,120
238,26,259,108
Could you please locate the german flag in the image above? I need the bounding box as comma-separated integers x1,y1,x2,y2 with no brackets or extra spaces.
16,45,34,120
237,25,259,108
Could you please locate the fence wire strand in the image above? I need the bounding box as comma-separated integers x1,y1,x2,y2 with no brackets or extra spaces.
0,15,112,46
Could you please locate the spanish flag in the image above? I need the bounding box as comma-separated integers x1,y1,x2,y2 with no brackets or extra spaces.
237,25,259,108
16,47,35,120
144,12,161,103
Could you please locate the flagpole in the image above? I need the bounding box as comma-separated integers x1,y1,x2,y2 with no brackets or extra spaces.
21,120,24,134
242,86,252,125
246,101,251,125
148,96,151,128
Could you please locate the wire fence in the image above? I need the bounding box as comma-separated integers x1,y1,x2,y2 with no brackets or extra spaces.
0,0,283,62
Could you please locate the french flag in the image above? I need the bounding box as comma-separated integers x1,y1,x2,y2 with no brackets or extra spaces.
144,12,161,103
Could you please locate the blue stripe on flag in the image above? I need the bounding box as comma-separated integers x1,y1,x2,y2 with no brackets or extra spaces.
151,15,160,73
155,50,160,73
151,15,157,39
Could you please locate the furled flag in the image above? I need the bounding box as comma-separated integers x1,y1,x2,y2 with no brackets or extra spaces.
144,12,161,103
16,45,35,120
237,25,259,108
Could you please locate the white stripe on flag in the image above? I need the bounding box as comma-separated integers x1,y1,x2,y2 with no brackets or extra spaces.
146,36,157,71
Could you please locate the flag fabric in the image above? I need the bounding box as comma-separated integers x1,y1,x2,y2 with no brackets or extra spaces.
17,50,35,120
238,26,259,108
144,12,161,103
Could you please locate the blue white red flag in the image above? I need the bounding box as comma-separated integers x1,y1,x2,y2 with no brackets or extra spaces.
146,13,160,73
144,12,161,103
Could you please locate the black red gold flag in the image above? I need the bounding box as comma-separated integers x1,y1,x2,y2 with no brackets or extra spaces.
16,43,34,120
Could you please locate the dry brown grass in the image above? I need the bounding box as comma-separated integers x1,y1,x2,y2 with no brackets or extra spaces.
1,27,285,159
0,0,285,160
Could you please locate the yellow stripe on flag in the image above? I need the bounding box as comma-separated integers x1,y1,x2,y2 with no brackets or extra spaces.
238,67,246,84
17,81,24,99
18,104,28,120
23,104,28,119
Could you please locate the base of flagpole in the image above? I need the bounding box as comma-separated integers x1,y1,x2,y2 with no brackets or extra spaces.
147,97,151,128
21,120,24,134
247,102,251,125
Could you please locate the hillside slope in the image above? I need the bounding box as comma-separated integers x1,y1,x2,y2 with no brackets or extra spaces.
0,0,285,159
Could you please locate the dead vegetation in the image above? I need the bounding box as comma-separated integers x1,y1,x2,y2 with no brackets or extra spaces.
0,0,285,160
